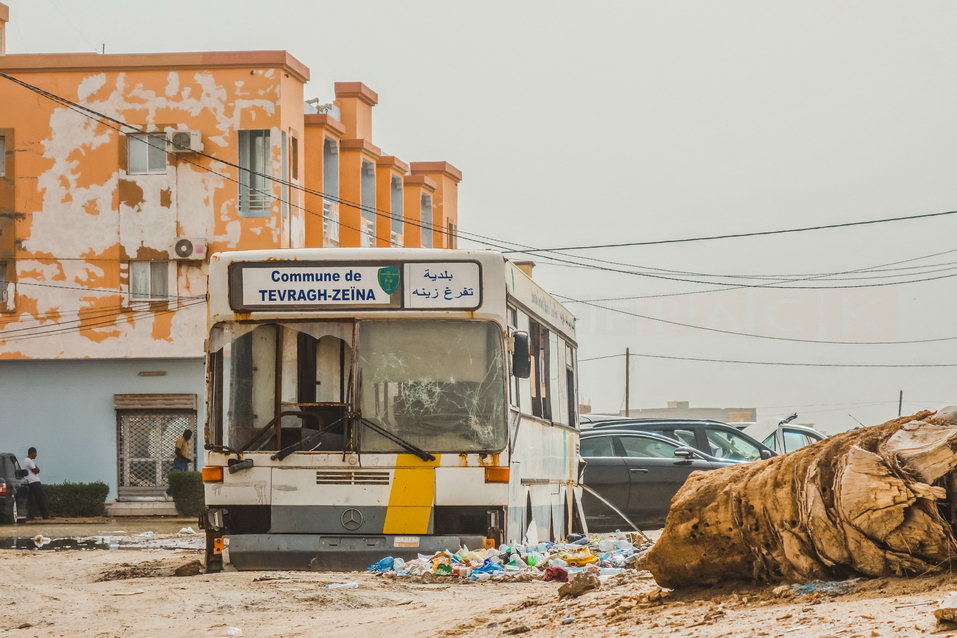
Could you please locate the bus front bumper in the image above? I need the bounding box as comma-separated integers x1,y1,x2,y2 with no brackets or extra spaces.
226,533,486,571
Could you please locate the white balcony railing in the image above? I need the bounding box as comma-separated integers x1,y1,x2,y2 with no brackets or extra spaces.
323,200,339,247
360,217,376,248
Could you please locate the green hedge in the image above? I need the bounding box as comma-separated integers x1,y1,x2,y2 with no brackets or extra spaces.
168,471,204,517
45,482,109,517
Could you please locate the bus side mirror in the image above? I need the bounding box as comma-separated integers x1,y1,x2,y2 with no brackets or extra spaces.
512,331,531,379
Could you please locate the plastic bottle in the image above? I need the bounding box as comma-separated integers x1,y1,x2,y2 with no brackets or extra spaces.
325,583,359,589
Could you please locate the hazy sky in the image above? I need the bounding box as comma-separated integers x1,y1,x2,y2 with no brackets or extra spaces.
7,0,957,430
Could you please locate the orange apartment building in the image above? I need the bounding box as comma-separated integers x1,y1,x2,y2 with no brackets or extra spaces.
0,4,463,508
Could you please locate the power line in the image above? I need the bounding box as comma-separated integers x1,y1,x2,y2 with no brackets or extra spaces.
0,300,205,343
578,351,957,368
565,296,957,345
9,70,957,304
0,301,191,337
7,71,957,355
555,246,957,301
504,209,957,255
14,280,203,301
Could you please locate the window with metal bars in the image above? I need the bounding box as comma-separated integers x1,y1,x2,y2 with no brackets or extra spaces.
116,410,196,496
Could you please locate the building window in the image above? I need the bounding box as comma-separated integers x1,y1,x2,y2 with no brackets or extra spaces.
0,136,5,177
322,138,339,247
238,130,271,217
290,136,299,181
448,222,456,249
0,260,8,304
117,408,197,498
360,160,376,247
281,131,288,219
130,261,169,300
421,193,433,248
391,177,403,246
127,134,167,174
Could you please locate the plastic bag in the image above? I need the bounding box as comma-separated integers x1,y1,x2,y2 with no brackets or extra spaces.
367,557,395,573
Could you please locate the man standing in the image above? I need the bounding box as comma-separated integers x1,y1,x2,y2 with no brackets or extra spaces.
166,430,193,496
173,429,193,472
22,447,49,520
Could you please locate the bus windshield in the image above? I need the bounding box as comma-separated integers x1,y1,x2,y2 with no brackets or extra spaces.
357,320,506,453
210,319,507,454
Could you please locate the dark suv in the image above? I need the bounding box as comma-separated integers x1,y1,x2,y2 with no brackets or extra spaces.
590,419,776,463
0,453,28,524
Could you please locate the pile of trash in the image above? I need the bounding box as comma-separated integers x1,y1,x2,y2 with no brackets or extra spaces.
366,532,649,583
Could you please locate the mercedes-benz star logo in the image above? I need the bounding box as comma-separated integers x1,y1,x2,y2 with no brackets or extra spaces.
340,508,363,531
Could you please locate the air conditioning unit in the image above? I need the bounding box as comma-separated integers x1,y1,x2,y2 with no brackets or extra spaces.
167,130,203,153
172,237,208,260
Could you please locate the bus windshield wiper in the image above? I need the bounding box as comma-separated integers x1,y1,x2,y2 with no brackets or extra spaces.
270,414,350,462
357,417,436,462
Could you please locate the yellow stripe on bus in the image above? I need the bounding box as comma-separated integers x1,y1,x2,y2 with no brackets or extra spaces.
383,454,441,534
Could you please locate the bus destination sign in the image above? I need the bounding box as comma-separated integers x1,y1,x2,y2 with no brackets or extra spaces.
230,261,481,311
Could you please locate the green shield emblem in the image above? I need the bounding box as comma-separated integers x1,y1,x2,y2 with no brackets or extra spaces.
377,266,401,295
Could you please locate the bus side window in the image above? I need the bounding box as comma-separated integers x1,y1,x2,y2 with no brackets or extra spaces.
528,319,552,421
566,342,576,427
529,322,541,417
507,306,520,409
550,331,566,425
516,310,532,414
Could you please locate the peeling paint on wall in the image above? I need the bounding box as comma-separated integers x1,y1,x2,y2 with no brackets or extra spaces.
0,62,302,360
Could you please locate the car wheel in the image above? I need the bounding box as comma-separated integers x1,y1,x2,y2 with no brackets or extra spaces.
2,500,15,525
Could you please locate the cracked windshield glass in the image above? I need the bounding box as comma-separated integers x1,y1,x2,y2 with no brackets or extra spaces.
357,320,506,453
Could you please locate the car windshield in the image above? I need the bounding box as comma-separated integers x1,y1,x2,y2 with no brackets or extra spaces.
357,320,507,453
211,319,507,454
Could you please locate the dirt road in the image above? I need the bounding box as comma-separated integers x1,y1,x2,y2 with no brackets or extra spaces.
1,538,955,637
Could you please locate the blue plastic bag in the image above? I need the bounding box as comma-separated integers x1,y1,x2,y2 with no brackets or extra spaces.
367,556,395,573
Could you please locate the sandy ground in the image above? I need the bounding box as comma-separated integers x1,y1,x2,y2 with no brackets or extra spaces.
2,529,957,637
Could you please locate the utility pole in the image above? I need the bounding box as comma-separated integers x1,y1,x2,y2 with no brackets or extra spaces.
898,390,903,417
625,348,630,416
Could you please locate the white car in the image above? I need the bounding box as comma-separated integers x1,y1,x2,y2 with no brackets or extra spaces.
741,419,826,454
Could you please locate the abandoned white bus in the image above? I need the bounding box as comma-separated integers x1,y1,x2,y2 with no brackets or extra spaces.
200,248,580,571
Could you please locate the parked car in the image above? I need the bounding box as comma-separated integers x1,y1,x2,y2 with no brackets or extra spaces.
589,418,776,463
579,414,630,429
0,452,29,524
744,421,826,454
579,429,736,530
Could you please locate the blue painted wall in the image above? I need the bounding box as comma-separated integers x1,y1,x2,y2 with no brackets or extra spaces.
0,358,205,498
